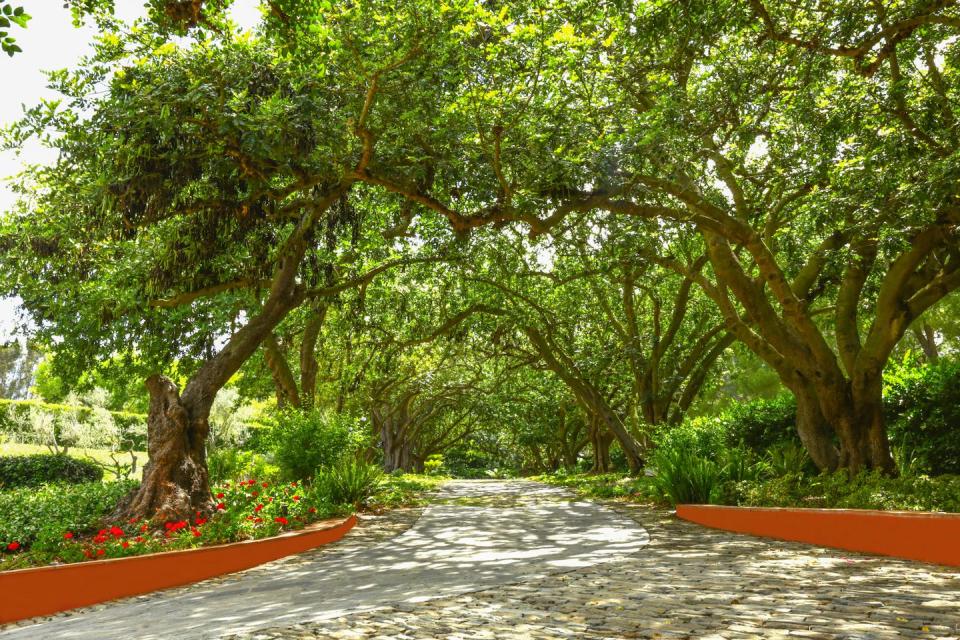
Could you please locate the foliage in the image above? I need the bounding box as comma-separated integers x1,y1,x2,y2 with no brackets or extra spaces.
443,445,501,479
721,396,799,453
884,357,960,475
207,448,277,486
267,409,361,482
2,0,960,494
737,472,960,513
423,454,444,476
0,471,444,570
207,387,259,452
0,480,134,552
313,459,384,508
0,398,146,450
648,446,724,506
0,1,28,56
0,477,341,570
537,472,648,501
367,473,447,509
0,454,102,489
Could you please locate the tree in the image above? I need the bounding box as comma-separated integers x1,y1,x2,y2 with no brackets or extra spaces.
362,1,960,474
1,16,446,520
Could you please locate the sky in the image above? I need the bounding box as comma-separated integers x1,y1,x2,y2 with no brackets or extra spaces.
0,0,261,341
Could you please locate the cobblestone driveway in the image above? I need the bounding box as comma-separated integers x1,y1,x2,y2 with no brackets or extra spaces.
232,498,960,640
5,481,959,639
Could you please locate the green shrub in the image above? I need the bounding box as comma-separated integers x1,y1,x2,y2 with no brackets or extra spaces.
885,357,960,475
738,472,960,512
648,446,723,506
423,454,445,476
0,480,136,549
653,416,729,461
313,459,384,507
763,441,815,478
0,454,103,488
443,445,498,479
721,394,799,452
207,448,278,484
267,409,359,482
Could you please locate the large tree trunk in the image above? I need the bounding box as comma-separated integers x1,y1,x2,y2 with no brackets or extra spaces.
791,382,840,473
589,416,613,473
791,374,896,475
111,375,213,523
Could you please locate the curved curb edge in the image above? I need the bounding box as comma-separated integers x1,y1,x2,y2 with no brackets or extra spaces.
677,504,960,567
0,515,356,624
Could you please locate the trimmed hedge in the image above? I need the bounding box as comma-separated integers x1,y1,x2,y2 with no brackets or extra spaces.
0,454,103,489
0,399,148,449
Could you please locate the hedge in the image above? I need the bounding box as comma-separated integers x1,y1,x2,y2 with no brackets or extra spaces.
0,454,103,489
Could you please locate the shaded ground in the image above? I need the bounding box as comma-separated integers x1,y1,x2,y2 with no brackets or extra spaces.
235,501,960,639
0,480,648,639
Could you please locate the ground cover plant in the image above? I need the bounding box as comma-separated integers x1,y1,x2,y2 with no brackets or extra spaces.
0,467,441,571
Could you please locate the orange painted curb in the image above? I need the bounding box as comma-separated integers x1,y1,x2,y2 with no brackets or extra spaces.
676,505,960,567
0,515,356,624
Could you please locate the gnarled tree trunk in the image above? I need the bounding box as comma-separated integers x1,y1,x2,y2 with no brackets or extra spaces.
112,375,213,523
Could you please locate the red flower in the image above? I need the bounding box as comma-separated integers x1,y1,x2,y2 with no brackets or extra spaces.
83,549,93,559
128,517,138,524
121,541,130,549
216,503,226,511
135,536,144,543
251,490,259,497
254,517,263,524
292,495,301,501
63,532,74,540
254,503,264,513
216,492,225,499
262,482,269,488
274,517,288,525
110,526,124,538
96,548,105,556
6,541,20,551
308,507,317,514
191,528,201,538
290,481,298,488
140,524,149,533
195,517,207,526
267,497,274,503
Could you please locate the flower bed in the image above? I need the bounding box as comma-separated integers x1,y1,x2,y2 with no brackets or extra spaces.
0,515,355,624
676,504,960,567
1,478,347,571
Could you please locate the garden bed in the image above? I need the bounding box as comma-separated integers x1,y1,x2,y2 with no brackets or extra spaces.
677,504,960,568
0,515,355,624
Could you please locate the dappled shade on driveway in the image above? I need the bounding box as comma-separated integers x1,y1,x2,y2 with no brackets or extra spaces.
0,480,648,639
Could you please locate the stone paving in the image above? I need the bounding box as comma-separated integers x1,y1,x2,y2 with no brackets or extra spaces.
1,481,648,639
229,498,960,640
5,481,960,639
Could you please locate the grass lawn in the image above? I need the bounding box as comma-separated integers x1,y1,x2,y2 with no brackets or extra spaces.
0,442,148,482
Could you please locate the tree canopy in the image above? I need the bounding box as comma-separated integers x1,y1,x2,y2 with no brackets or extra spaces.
2,0,960,519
